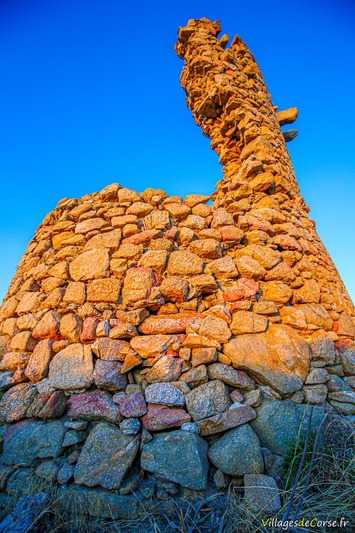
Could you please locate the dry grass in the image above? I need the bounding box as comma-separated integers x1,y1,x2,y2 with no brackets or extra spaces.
1,416,354,533
225,415,355,533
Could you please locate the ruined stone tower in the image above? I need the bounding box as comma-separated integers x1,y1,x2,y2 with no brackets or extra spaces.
0,18,354,517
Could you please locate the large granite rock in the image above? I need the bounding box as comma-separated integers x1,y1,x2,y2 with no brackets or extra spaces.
145,356,183,383
67,390,121,423
207,363,255,390
74,422,140,489
119,391,147,417
196,405,257,436
224,324,310,394
69,248,110,281
0,384,37,423
59,486,141,520
48,343,94,390
144,382,185,406
309,329,336,364
340,345,355,375
26,390,67,419
141,404,191,431
251,399,325,455
208,424,264,476
185,380,231,421
0,492,48,533
93,360,127,391
1,420,66,465
24,340,54,383
141,430,208,490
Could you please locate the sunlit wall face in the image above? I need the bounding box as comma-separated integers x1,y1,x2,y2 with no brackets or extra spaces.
0,0,354,304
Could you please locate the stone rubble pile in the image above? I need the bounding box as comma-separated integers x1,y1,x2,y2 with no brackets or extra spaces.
0,17,355,520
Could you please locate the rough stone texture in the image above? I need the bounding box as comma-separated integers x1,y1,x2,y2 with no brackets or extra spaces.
0,384,37,423
208,424,264,476
303,384,328,404
141,430,208,490
310,330,336,364
60,314,83,342
95,338,130,361
119,392,147,417
130,335,176,358
120,418,141,435
141,404,191,431
26,390,67,419
224,325,310,394
145,356,183,383
207,363,255,390
251,400,325,455
74,422,140,489
69,249,110,281
341,346,355,375
59,486,141,520
167,251,203,276
67,390,121,423
145,382,185,406
87,278,122,303
244,474,282,514
0,492,48,533
185,380,231,421
196,405,257,436
49,344,94,390
57,462,74,484
179,365,208,388
93,360,127,391
62,429,87,447
2,420,66,465
139,314,202,335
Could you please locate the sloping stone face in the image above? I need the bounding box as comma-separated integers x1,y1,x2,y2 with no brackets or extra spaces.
74,422,140,489
0,17,354,506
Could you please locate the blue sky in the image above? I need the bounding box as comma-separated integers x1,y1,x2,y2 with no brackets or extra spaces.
0,0,354,303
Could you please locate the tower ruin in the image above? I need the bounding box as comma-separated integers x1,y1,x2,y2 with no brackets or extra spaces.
0,18,354,521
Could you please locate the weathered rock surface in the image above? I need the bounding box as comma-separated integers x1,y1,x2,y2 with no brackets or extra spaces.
67,390,121,423
197,405,257,436
74,422,140,489
244,474,282,514
2,420,66,465
224,325,310,394
0,492,48,533
48,344,94,390
141,404,191,431
185,380,231,421
69,249,110,281
119,391,147,417
145,382,185,406
0,384,37,423
208,424,264,476
93,360,127,391
207,363,255,390
59,486,141,519
141,430,208,490
251,400,325,455
24,340,54,383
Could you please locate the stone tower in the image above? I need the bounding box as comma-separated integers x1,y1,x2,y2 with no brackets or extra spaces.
0,18,354,514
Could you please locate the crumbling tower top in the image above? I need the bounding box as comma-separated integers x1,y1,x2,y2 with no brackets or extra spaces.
175,17,354,323
175,18,300,199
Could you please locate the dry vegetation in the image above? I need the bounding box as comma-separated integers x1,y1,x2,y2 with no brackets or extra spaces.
1,416,354,533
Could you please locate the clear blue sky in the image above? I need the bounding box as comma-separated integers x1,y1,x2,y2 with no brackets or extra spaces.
0,0,354,304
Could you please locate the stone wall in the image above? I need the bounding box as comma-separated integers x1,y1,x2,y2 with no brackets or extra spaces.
0,17,355,518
